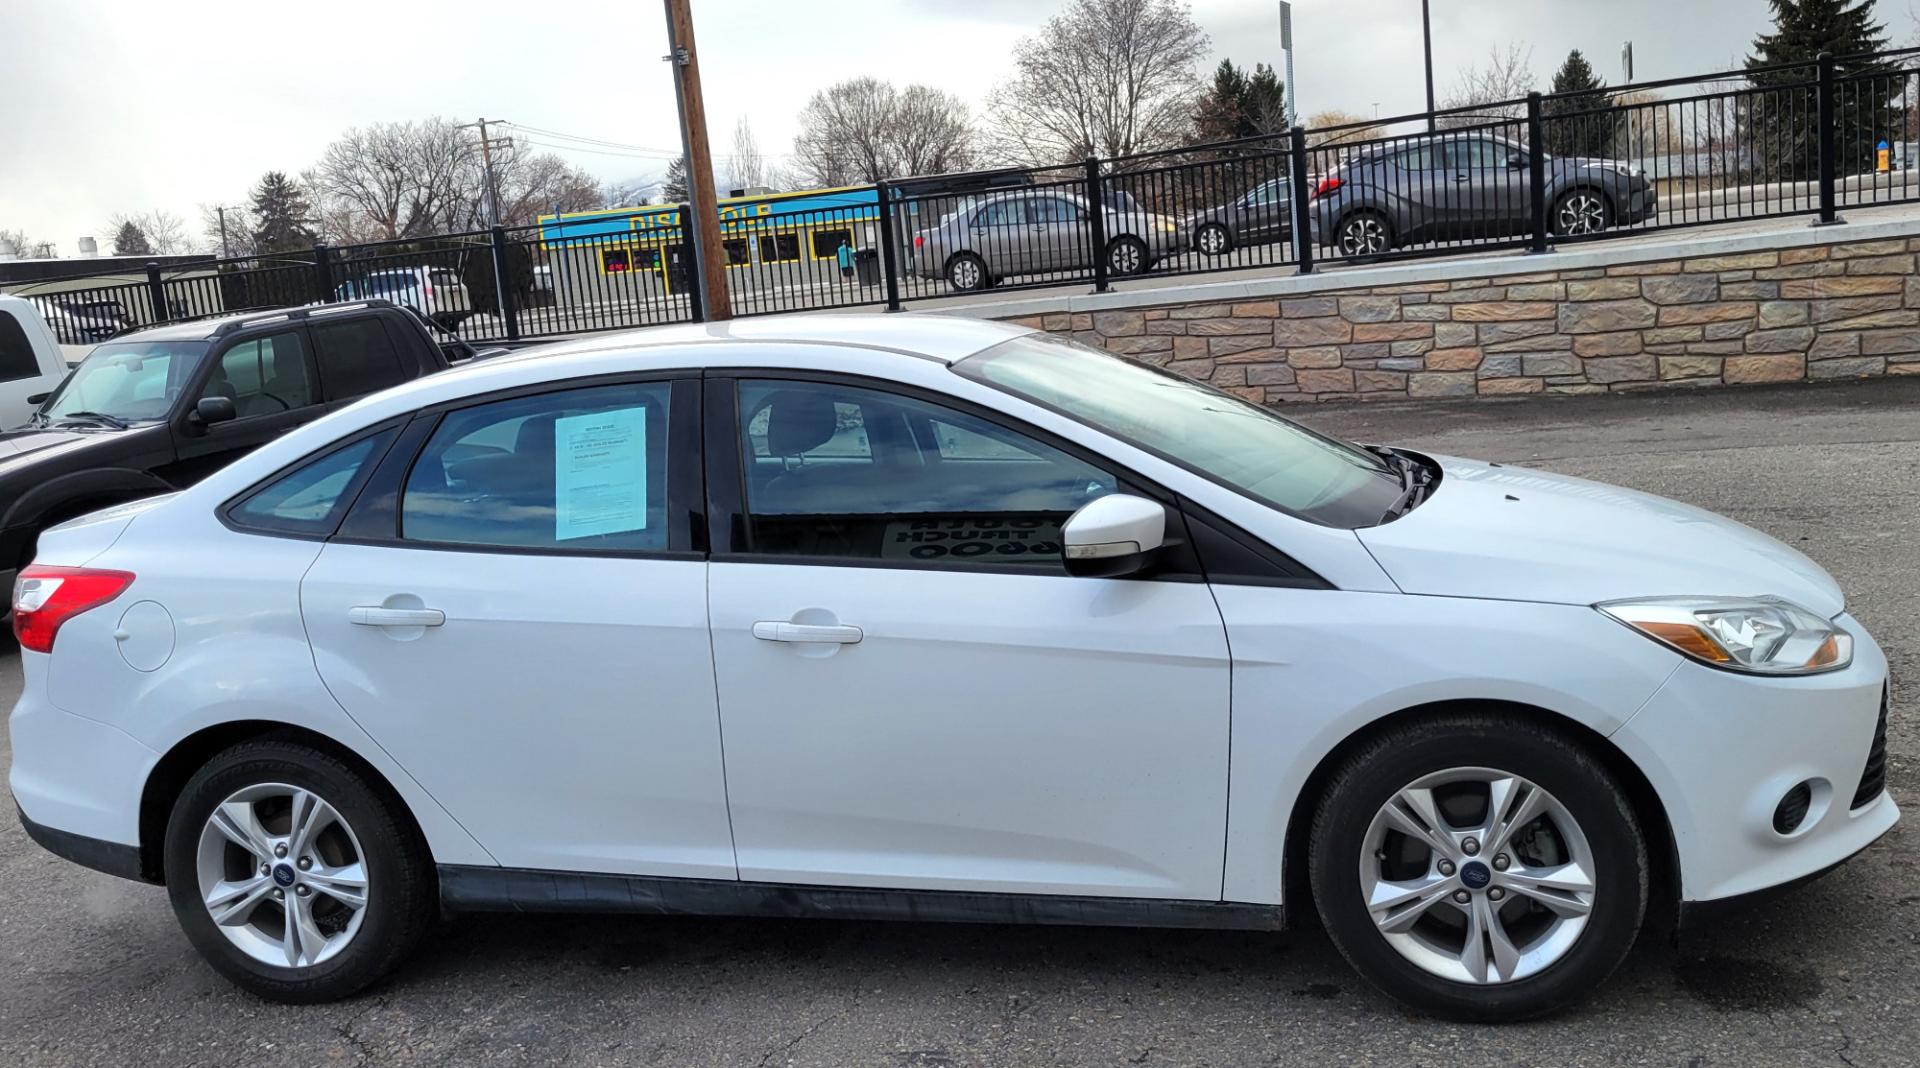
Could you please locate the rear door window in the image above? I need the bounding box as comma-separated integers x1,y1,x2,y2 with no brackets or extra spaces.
401,381,672,552
0,309,40,383
312,316,409,402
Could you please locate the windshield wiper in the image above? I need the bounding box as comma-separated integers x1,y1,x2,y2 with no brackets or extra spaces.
51,410,129,429
1369,445,1435,522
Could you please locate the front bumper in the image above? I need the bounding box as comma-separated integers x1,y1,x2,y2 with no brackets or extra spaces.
1611,613,1897,905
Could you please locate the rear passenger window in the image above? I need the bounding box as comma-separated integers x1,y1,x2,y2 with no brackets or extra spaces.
228,430,396,537
401,382,671,552
313,317,408,401
0,310,39,383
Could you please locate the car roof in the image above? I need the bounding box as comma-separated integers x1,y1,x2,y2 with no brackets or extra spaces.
108,301,404,342
481,313,1035,369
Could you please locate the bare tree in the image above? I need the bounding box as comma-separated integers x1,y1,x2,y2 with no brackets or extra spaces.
727,117,767,191
494,151,605,225
985,0,1210,165
603,177,657,209
1304,109,1385,149
1438,43,1537,128
0,228,44,258
793,78,975,185
104,210,193,255
304,118,611,239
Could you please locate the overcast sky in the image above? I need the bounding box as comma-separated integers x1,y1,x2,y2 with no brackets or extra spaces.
0,0,1855,255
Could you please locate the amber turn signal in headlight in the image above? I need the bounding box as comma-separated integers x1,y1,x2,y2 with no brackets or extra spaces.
1598,597,1852,675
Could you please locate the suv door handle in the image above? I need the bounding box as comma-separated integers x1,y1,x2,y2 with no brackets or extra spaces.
752,621,862,644
349,606,446,628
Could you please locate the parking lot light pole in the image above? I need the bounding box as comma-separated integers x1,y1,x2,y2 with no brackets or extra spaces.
1422,0,1436,131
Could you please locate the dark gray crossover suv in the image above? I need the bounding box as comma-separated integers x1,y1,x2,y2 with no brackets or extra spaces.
1310,134,1657,256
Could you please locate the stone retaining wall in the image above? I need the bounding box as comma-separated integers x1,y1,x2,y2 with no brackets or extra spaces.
998,236,1920,402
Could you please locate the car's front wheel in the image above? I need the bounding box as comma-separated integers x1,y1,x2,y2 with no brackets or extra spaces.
1336,211,1393,257
1106,235,1150,276
1553,189,1611,237
1194,223,1232,257
163,738,436,1003
1308,712,1647,1021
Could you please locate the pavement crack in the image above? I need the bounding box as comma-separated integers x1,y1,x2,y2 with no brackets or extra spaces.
334,996,385,1065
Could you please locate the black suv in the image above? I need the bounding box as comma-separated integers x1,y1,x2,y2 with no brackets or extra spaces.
0,300,464,590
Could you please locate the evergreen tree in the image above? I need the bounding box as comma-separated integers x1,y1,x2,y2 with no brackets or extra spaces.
1746,0,1893,179
1542,50,1619,158
112,220,153,257
661,157,690,203
247,171,317,254
1193,59,1288,153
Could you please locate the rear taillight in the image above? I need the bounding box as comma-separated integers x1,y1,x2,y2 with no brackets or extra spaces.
1312,175,1344,199
913,234,924,248
13,565,134,653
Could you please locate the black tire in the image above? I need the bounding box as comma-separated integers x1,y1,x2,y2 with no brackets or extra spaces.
1307,712,1647,1021
1106,235,1150,276
1335,210,1394,257
163,738,436,1003
946,252,989,292
1552,188,1612,237
1194,223,1233,257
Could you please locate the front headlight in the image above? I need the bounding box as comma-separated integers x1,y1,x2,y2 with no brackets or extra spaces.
1158,219,1178,233
1598,597,1851,675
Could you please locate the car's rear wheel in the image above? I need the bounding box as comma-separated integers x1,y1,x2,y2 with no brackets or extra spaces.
1336,211,1393,257
1307,712,1647,1021
946,253,989,292
1553,189,1611,237
1195,223,1232,256
1107,235,1150,276
163,739,435,1003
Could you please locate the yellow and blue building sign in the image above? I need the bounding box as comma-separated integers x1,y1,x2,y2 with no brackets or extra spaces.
539,185,882,279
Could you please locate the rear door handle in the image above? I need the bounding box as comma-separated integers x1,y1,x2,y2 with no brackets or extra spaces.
349,606,446,628
751,621,863,644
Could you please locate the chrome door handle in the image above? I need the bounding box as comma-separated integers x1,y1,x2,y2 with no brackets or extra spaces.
751,621,863,644
349,606,446,628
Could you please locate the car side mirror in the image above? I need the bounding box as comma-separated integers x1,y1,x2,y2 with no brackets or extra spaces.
1507,153,1528,170
1061,493,1166,578
26,392,49,405
194,395,237,428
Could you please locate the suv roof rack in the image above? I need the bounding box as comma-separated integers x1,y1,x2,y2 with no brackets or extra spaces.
208,298,399,338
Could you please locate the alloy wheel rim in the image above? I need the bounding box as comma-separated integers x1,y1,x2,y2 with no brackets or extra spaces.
951,259,982,289
1358,766,1596,985
1342,217,1386,255
1198,226,1227,254
195,782,370,969
1559,194,1605,235
1111,241,1142,273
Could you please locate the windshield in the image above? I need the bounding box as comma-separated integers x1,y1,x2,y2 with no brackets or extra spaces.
956,333,1406,528
40,340,209,424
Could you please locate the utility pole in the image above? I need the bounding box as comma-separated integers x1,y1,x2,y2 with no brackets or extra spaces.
662,0,731,320
460,118,510,226
216,206,231,259
1422,0,1436,130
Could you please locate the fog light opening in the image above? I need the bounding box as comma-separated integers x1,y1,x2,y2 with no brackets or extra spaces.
1773,782,1814,836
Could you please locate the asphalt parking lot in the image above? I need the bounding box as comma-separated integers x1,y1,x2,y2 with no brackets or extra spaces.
1,377,1915,1067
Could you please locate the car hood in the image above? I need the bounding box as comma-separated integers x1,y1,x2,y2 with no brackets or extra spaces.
0,426,132,475
1354,455,1844,617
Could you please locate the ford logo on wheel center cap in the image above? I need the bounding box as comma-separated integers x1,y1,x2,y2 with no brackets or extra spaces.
272,864,297,888
1460,861,1491,890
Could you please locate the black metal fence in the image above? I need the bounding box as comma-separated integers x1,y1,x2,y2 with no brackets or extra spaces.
11,48,1920,347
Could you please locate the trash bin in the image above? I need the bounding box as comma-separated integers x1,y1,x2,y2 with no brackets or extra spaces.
854,247,881,286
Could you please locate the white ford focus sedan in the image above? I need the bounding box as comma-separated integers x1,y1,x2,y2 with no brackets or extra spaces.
9,314,1895,1019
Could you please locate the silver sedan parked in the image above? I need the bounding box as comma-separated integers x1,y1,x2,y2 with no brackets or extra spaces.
912,191,1184,292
